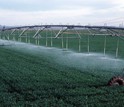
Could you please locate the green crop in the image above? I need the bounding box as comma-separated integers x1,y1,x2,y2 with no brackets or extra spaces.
0,30,124,107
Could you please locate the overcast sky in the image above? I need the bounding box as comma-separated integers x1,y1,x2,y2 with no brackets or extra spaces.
0,0,124,26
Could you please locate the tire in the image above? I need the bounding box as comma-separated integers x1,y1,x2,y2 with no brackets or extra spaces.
107,76,124,86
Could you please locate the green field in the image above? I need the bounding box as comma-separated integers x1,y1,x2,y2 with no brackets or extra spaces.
0,30,124,107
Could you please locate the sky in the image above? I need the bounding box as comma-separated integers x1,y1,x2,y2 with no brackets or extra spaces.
0,0,124,26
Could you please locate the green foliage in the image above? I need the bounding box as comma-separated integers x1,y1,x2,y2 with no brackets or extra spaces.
0,30,124,106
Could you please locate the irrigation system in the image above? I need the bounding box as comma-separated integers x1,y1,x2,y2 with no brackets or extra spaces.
0,25,124,58
1,24,124,85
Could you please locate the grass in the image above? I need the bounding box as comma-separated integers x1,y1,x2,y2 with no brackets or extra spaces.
0,30,124,106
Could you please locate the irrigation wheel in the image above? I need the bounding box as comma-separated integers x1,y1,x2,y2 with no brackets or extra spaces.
107,76,124,86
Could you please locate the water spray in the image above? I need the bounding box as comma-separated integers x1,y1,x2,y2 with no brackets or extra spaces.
1,25,124,87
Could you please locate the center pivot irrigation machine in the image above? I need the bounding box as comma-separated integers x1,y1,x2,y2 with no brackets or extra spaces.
1,24,124,86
